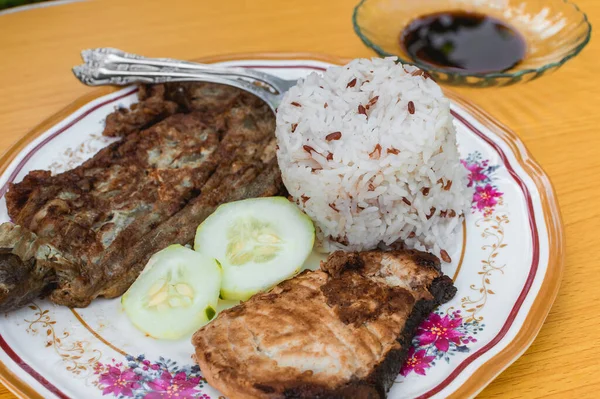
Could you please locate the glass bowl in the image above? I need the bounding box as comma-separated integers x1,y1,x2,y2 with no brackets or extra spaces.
353,0,591,87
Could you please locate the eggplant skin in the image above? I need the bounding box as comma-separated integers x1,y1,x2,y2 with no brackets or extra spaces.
0,223,57,312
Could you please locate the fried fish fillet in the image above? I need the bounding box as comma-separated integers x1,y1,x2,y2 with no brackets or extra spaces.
0,83,284,311
192,250,456,399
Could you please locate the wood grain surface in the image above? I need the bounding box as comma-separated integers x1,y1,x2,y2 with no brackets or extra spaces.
0,0,598,397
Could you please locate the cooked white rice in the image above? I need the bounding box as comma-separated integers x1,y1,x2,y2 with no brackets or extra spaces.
275,57,472,260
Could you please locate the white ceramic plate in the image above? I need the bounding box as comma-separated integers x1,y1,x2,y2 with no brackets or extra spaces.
0,56,564,399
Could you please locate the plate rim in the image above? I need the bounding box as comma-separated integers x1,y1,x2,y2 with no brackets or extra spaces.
0,52,565,399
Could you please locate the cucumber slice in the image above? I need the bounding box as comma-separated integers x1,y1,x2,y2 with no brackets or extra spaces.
121,244,221,340
194,197,315,301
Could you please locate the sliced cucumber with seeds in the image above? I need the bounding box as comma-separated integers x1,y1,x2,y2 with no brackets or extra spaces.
122,244,221,340
194,197,315,301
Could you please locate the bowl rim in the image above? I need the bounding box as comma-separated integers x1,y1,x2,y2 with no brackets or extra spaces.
352,0,592,79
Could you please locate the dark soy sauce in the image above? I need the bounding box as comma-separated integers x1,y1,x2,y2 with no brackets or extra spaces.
401,11,526,73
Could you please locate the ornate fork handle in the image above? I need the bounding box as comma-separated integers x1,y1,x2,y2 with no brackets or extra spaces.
73,48,299,111
81,48,294,94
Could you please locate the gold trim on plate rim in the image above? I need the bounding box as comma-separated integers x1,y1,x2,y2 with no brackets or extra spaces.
0,52,564,399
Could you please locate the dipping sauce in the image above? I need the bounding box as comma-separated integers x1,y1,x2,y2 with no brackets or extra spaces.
401,11,526,74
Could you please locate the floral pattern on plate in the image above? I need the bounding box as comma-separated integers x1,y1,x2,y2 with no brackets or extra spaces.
94,355,211,399
461,152,503,217
401,309,485,377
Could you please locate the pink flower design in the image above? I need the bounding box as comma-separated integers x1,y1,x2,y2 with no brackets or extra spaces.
473,184,503,212
98,366,141,397
144,371,201,399
400,347,435,376
461,160,487,187
94,362,104,374
416,313,464,352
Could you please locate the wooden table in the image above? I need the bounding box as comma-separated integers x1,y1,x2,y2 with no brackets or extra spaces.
0,0,598,397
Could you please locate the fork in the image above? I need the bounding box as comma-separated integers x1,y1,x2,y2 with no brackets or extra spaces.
72,48,300,111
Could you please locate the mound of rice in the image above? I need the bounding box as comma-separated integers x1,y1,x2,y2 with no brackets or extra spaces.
275,57,472,260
